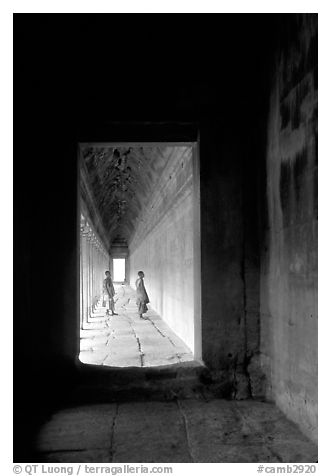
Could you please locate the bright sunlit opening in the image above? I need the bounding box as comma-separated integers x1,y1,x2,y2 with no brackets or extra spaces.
113,258,125,282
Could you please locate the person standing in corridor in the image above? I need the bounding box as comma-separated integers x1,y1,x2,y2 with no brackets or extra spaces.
103,270,118,316
135,271,149,319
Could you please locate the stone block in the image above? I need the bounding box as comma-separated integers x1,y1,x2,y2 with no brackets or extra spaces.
36,405,117,453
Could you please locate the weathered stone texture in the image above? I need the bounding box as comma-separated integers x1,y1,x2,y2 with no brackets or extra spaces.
129,147,196,353
35,400,317,463
260,14,317,442
79,285,193,368
199,125,249,397
80,145,178,244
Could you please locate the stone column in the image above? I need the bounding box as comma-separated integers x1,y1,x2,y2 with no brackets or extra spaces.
93,237,98,311
79,234,83,329
82,235,88,325
80,216,92,327
125,257,130,285
80,215,110,324
86,227,93,322
99,243,104,305
92,233,97,313
91,235,95,312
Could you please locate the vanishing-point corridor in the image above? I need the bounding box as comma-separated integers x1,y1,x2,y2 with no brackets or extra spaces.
79,143,201,364
15,14,318,464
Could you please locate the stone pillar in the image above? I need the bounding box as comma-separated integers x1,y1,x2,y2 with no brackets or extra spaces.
91,235,96,311
80,214,110,325
82,235,88,325
79,234,83,329
93,237,100,311
125,258,130,284
110,255,114,279
87,231,92,321
80,216,93,327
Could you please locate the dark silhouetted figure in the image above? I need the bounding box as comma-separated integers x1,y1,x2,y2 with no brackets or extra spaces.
135,271,149,319
103,271,118,316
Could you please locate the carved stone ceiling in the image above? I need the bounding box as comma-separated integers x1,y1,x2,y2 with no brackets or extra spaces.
80,145,176,246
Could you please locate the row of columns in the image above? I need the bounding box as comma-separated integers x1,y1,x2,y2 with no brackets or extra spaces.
80,214,109,329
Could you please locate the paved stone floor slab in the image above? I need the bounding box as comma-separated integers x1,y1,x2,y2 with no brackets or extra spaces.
113,401,192,463
178,399,317,463
36,404,117,453
79,286,194,368
35,399,317,463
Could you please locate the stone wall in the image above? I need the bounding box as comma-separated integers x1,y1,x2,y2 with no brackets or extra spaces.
260,14,317,442
199,123,249,397
129,147,196,353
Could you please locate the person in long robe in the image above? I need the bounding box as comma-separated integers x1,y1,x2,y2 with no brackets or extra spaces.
135,271,149,319
103,270,118,316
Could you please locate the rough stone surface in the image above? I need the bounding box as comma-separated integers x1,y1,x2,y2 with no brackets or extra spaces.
129,147,196,353
36,404,117,453
80,145,189,245
35,399,317,463
79,285,193,368
113,401,192,463
260,14,318,442
199,124,246,372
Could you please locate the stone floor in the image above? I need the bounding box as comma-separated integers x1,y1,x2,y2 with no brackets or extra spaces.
35,399,317,463
79,285,193,367
54,287,318,464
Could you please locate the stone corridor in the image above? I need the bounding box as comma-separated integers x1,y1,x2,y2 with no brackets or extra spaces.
63,286,318,464
15,14,318,464
35,400,317,463
79,285,194,368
